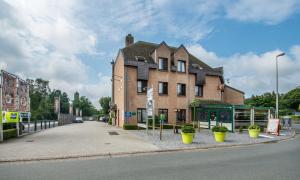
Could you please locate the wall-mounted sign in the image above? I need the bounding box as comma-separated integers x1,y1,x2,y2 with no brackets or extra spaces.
20,112,31,118
4,111,19,123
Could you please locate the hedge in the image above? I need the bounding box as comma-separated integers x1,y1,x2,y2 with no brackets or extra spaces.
123,124,139,130
3,129,17,140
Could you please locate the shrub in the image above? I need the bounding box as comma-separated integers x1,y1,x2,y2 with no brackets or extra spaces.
212,125,228,133
3,129,17,140
239,126,243,133
248,124,260,131
181,125,195,133
123,124,139,130
108,117,112,125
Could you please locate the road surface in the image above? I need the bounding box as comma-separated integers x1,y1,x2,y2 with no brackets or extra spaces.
0,132,299,180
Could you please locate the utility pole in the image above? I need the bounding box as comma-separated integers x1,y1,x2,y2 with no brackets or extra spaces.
275,52,285,118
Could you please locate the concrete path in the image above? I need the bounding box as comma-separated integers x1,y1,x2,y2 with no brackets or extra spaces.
0,122,158,162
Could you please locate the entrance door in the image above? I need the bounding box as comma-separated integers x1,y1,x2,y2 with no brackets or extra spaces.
209,111,218,128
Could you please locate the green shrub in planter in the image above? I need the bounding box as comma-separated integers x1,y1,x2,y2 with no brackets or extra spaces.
248,124,260,138
181,125,195,133
212,125,228,133
181,125,195,144
212,125,228,142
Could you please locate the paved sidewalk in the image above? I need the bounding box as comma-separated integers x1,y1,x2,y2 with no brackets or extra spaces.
0,122,158,162
129,129,295,150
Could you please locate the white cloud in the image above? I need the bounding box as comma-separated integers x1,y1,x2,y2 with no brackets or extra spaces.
0,0,105,108
224,0,300,24
188,44,300,97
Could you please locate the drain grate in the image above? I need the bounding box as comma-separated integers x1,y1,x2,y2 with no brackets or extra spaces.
108,131,119,135
26,140,34,142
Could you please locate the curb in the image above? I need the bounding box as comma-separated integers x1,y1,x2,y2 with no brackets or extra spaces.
0,131,296,163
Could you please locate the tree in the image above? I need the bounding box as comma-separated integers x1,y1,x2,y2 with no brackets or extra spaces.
99,97,111,115
281,87,300,111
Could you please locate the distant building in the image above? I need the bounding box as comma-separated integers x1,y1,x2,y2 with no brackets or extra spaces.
111,34,244,127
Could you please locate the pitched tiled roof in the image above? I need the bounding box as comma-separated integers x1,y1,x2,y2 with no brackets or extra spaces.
120,41,223,78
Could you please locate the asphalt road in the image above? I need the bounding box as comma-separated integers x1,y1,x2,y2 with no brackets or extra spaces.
0,131,299,180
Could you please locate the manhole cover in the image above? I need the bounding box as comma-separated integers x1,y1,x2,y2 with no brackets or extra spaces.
26,140,34,142
108,131,119,135
105,143,111,145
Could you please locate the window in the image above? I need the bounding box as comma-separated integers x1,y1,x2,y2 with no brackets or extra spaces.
158,109,168,123
177,60,186,72
137,108,147,123
158,82,168,95
177,83,186,96
158,58,168,71
176,109,186,123
195,85,203,97
137,80,147,93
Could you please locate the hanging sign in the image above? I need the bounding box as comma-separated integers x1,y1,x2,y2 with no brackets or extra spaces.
267,119,280,136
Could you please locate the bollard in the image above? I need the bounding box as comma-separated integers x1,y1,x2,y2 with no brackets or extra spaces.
41,121,43,130
49,121,50,128
44,121,46,129
34,121,37,131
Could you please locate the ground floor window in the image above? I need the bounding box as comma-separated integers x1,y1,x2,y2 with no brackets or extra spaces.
137,108,147,123
176,109,186,123
158,109,168,123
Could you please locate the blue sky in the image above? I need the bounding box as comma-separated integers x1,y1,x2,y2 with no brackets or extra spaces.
1,0,300,108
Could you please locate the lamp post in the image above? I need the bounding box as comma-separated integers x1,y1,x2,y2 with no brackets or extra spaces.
275,52,285,118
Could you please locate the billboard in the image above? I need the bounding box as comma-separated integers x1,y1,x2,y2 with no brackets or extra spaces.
1,71,17,111
18,79,30,112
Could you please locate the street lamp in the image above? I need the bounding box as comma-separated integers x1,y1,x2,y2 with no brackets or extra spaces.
275,52,285,118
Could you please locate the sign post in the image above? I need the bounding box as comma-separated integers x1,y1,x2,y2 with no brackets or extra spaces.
147,87,153,135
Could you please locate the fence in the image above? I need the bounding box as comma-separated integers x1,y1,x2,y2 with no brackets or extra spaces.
58,114,75,126
21,120,58,134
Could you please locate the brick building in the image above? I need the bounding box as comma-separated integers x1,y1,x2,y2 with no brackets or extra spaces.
111,34,244,127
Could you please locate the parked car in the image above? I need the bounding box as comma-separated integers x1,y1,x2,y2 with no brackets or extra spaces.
73,117,84,123
101,116,109,123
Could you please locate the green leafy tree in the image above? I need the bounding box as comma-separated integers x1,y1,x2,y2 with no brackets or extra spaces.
99,97,111,115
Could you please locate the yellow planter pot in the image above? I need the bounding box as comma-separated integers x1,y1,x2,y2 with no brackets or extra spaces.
248,129,260,138
181,133,194,144
214,132,226,142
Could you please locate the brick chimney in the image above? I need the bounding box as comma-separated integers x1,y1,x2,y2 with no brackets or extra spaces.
125,34,134,47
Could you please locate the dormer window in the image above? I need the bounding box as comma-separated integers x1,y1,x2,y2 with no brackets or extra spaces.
177,60,186,72
158,58,168,71
135,56,146,62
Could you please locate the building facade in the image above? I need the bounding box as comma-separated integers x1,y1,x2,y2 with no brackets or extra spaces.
111,34,244,127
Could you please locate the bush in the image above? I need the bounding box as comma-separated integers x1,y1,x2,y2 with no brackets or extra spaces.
181,125,195,133
123,124,139,130
212,125,228,133
239,126,244,133
108,117,112,125
3,129,17,140
248,124,260,131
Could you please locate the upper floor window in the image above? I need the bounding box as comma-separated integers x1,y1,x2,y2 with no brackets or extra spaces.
177,60,186,72
195,85,203,97
177,83,186,96
158,58,168,71
137,80,147,93
158,82,168,95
